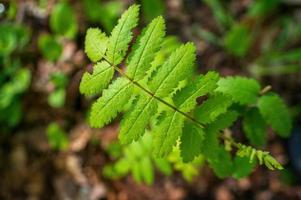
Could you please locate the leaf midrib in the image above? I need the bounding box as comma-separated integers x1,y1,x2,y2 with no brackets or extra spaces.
94,80,131,116
131,19,161,79
153,49,189,95
88,64,112,81
110,9,132,64
122,96,154,141
157,112,178,155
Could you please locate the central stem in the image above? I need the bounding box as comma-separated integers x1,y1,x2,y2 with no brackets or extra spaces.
108,60,204,128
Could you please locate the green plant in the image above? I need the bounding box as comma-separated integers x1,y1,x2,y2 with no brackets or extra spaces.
46,122,69,151
0,67,30,130
223,24,252,57
104,131,204,184
38,34,62,62
250,15,301,77
202,0,233,30
50,2,78,39
141,0,164,21
103,132,172,185
167,146,204,181
0,21,31,131
80,5,292,179
201,0,301,74
103,35,204,184
83,0,123,32
248,0,280,17
38,2,78,62
47,72,68,108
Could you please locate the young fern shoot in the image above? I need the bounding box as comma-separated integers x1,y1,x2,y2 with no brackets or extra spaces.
80,4,292,178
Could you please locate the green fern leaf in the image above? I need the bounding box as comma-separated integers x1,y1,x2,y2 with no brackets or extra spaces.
144,36,181,80
119,94,157,144
194,93,232,124
202,111,239,158
180,121,204,162
243,107,267,147
80,61,114,95
90,78,133,128
153,109,185,157
208,147,233,178
106,5,140,65
174,71,219,112
206,111,239,134
126,16,165,80
149,43,196,97
232,156,256,179
201,111,239,178
140,156,154,185
132,161,142,183
216,77,260,105
85,28,108,62
258,93,292,137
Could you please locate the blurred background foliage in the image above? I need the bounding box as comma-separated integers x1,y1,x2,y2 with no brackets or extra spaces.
0,0,300,199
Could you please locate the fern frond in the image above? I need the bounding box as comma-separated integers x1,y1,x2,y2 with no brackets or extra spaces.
106,5,140,65
90,77,133,128
80,61,114,95
126,16,165,80
149,43,196,97
81,5,290,177
85,28,108,62
119,94,157,144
